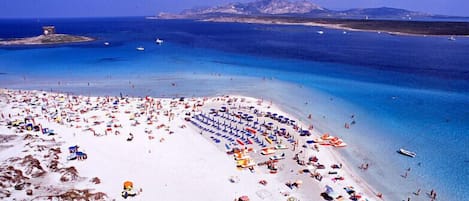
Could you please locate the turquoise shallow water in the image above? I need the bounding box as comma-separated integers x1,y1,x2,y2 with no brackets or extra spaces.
1,18,468,201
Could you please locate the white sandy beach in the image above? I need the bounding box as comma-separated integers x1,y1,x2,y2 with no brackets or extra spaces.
0,89,379,201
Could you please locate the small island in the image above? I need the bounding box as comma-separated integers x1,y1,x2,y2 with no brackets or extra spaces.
0,26,94,46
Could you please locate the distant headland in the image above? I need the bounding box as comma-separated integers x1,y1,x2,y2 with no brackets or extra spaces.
152,0,469,36
0,26,94,46
200,16,469,36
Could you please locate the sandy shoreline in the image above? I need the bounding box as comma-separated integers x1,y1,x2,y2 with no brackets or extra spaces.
201,17,469,37
0,88,380,200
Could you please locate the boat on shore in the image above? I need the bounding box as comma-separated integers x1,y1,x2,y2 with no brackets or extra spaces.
398,148,416,158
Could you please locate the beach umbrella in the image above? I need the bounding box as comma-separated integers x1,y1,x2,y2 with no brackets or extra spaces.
123,181,133,190
267,122,274,129
238,195,250,201
287,197,298,201
325,185,334,194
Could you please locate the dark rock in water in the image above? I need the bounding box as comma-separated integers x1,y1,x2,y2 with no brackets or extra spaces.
96,57,123,63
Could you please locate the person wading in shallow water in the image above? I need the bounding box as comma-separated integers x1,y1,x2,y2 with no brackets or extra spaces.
414,188,420,196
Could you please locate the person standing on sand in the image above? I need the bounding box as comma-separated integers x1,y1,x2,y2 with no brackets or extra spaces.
376,192,383,199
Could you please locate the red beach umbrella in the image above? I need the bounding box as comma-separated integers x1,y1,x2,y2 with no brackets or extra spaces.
238,195,250,201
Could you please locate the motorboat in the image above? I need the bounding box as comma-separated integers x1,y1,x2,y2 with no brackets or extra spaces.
155,38,164,44
104,42,110,46
136,47,144,51
448,36,456,41
317,31,324,34
398,148,416,158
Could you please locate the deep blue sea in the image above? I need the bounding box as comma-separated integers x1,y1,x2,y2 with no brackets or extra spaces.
0,17,468,201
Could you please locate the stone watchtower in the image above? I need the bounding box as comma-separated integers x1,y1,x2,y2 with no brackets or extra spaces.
42,26,56,36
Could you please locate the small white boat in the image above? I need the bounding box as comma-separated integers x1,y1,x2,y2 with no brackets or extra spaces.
448,36,456,41
104,42,110,46
155,38,164,45
317,31,324,34
398,148,416,158
136,47,145,51
343,31,347,34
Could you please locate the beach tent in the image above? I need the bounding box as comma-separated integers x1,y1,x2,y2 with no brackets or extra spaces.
68,145,79,153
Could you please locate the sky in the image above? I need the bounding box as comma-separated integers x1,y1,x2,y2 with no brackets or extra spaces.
0,0,466,18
